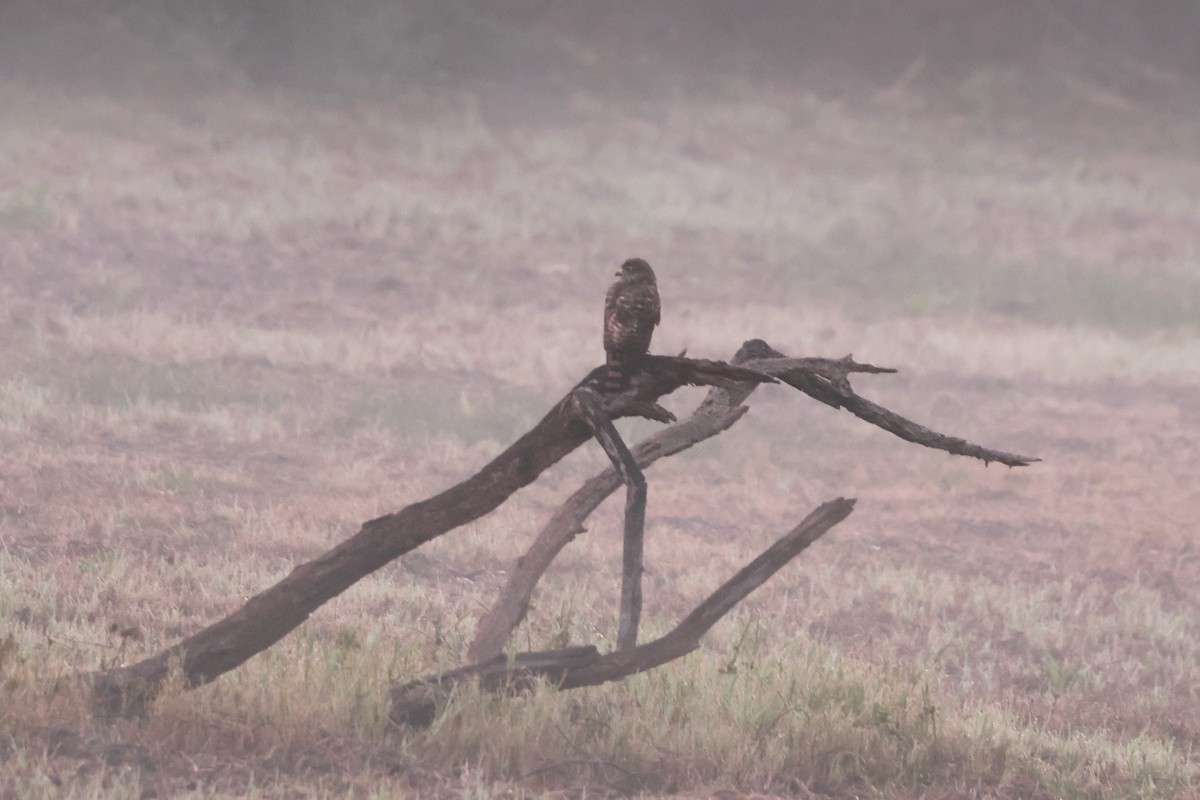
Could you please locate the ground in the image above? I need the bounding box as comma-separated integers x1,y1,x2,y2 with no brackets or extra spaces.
1,70,1199,798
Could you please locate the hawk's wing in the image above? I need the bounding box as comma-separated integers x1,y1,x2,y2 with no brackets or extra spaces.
605,281,659,355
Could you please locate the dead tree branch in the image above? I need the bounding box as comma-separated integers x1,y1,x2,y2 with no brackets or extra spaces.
391,497,856,728
90,356,771,715
468,340,769,661
569,388,647,651
743,344,1038,467
469,339,1035,662
91,331,1034,718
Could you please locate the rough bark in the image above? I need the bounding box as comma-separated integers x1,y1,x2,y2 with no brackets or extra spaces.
467,341,767,661
568,388,648,651
746,347,1038,467
468,340,1036,662
91,335,1035,716
90,355,771,714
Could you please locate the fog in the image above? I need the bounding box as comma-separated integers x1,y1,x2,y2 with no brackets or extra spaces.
3,2,1199,108
3,5,1200,796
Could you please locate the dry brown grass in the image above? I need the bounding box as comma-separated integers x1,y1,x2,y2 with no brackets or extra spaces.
2,74,1199,798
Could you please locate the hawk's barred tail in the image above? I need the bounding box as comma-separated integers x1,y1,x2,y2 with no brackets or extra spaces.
603,353,627,393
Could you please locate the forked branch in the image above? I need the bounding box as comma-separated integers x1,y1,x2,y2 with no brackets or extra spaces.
91,334,1034,719
469,339,1036,662
569,388,648,651
468,340,768,661
89,355,772,714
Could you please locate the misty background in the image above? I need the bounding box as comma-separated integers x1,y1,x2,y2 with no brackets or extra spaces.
4,4,1200,796
3,1,1200,115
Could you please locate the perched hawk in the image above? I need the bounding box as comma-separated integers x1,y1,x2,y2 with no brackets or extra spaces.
603,258,660,391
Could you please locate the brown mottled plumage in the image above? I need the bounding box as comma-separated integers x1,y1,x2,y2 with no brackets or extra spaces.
603,258,660,391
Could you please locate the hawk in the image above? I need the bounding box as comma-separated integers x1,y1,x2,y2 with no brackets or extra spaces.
603,257,660,391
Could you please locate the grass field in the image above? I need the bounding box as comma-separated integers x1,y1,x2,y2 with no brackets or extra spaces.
2,73,1199,798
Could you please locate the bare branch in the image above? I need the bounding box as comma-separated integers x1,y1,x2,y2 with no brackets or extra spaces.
390,646,601,728
468,341,766,662
90,332,1032,716
742,343,1040,466
568,388,647,651
392,498,855,727
469,340,1036,661
89,355,771,714
838,393,1038,466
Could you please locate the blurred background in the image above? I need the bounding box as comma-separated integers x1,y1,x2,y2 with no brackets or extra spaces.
3,0,1200,110
3,4,1200,795
3,1,1197,572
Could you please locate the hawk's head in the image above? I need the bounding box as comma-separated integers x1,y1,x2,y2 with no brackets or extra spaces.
617,258,656,282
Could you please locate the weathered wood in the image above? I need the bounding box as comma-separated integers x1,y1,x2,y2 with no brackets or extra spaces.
468,339,1033,662
92,333,1035,715
468,341,768,662
391,497,856,727
390,646,602,728
90,356,772,715
741,345,1039,467
569,388,647,651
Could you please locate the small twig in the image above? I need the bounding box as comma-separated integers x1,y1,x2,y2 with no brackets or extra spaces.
47,635,120,650
517,758,640,782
